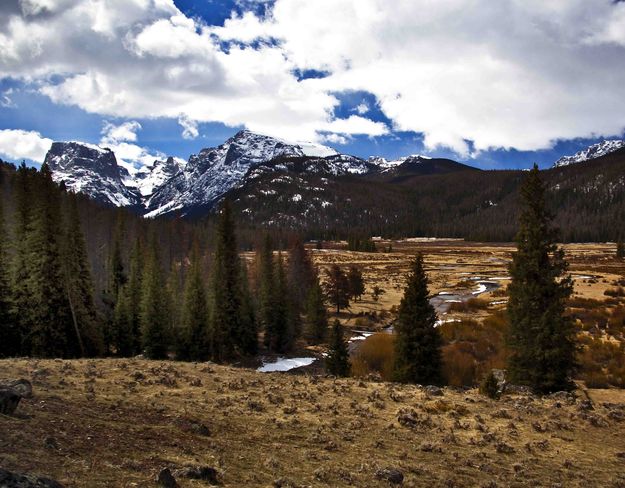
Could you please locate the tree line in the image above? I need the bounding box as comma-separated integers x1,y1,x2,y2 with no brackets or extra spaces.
0,162,347,360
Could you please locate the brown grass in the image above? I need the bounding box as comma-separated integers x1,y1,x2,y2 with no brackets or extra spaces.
2,358,625,487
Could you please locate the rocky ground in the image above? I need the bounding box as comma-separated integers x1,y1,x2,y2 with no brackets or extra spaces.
1,358,625,487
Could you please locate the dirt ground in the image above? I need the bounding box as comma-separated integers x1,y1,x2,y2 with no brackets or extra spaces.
2,358,625,488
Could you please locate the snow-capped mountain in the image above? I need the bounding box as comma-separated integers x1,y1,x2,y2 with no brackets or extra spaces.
368,154,432,171
42,130,474,218
144,130,346,217
554,140,625,167
44,142,141,207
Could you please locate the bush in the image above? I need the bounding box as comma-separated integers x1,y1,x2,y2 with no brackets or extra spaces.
604,287,625,298
577,336,625,388
351,333,395,380
440,312,509,387
479,371,500,399
447,298,489,313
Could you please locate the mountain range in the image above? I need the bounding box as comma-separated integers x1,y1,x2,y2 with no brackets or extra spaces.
40,131,625,241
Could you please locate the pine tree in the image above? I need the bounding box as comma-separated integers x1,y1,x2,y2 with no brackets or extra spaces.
112,285,135,356
237,260,258,355
274,253,293,352
326,319,350,377
140,238,169,359
0,197,17,357
258,234,278,350
393,253,442,385
210,200,245,360
304,274,328,344
177,244,209,361
11,162,34,354
347,266,365,301
287,237,315,312
62,193,103,356
26,164,75,357
324,264,350,314
507,164,576,394
126,237,144,355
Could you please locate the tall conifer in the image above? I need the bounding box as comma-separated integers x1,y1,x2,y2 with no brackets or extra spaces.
304,274,328,344
393,253,442,385
177,244,209,361
326,319,350,377
0,197,17,357
140,237,169,359
507,164,575,393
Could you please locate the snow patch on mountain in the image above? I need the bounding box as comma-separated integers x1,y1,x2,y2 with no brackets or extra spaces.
369,154,432,171
554,140,625,167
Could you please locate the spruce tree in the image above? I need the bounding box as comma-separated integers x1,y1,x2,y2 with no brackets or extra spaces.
210,200,245,360
26,164,75,357
0,197,17,357
140,238,169,359
347,266,365,301
258,234,278,350
177,244,209,361
11,162,34,354
237,260,258,355
326,319,350,377
62,193,103,356
324,264,350,314
393,253,442,385
507,164,575,393
287,237,315,312
113,285,135,356
304,271,328,344
126,237,145,355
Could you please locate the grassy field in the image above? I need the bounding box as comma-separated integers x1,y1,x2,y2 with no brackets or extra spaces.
2,358,625,487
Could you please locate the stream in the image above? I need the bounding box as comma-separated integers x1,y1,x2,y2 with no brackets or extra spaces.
257,279,503,372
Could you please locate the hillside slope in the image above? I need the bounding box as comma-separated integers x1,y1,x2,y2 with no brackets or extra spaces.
1,359,625,487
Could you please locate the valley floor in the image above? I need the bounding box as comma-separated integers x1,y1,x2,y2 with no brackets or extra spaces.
1,358,625,487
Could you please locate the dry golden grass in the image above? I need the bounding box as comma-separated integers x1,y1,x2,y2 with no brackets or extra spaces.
2,358,625,487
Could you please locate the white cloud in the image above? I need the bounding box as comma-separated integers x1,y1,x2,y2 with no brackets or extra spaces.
1,0,625,155
354,102,369,115
98,121,163,172
178,114,199,140
0,128,52,162
323,115,388,136
101,120,141,145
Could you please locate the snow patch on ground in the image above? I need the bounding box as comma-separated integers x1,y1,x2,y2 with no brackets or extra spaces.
257,357,316,372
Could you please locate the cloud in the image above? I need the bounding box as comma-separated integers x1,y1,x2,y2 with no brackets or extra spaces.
1,0,625,155
98,121,163,172
323,115,388,136
178,114,199,140
101,120,141,144
354,102,369,115
0,128,52,162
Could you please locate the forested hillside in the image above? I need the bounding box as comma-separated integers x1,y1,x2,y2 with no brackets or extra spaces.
228,149,625,241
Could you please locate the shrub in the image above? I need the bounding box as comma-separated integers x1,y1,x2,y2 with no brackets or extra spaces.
351,333,395,380
447,298,489,313
604,287,625,298
479,371,500,399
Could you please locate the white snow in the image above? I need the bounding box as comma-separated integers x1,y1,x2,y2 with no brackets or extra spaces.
554,140,625,167
292,193,302,202
257,357,316,372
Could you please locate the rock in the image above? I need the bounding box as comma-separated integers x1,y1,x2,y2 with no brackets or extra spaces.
0,378,33,415
0,389,22,415
157,468,177,488
173,466,220,484
190,422,211,436
425,385,443,396
375,468,404,485
578,399,594,412
0,379,33,399
0,467,64,487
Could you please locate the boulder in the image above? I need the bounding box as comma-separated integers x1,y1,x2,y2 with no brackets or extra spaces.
173,466,220,484
157,468,177,488
0,468,64,488
375,468,404,485
0,379,33,416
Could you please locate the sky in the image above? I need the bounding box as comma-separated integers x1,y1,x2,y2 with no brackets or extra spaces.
1,0,625,171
